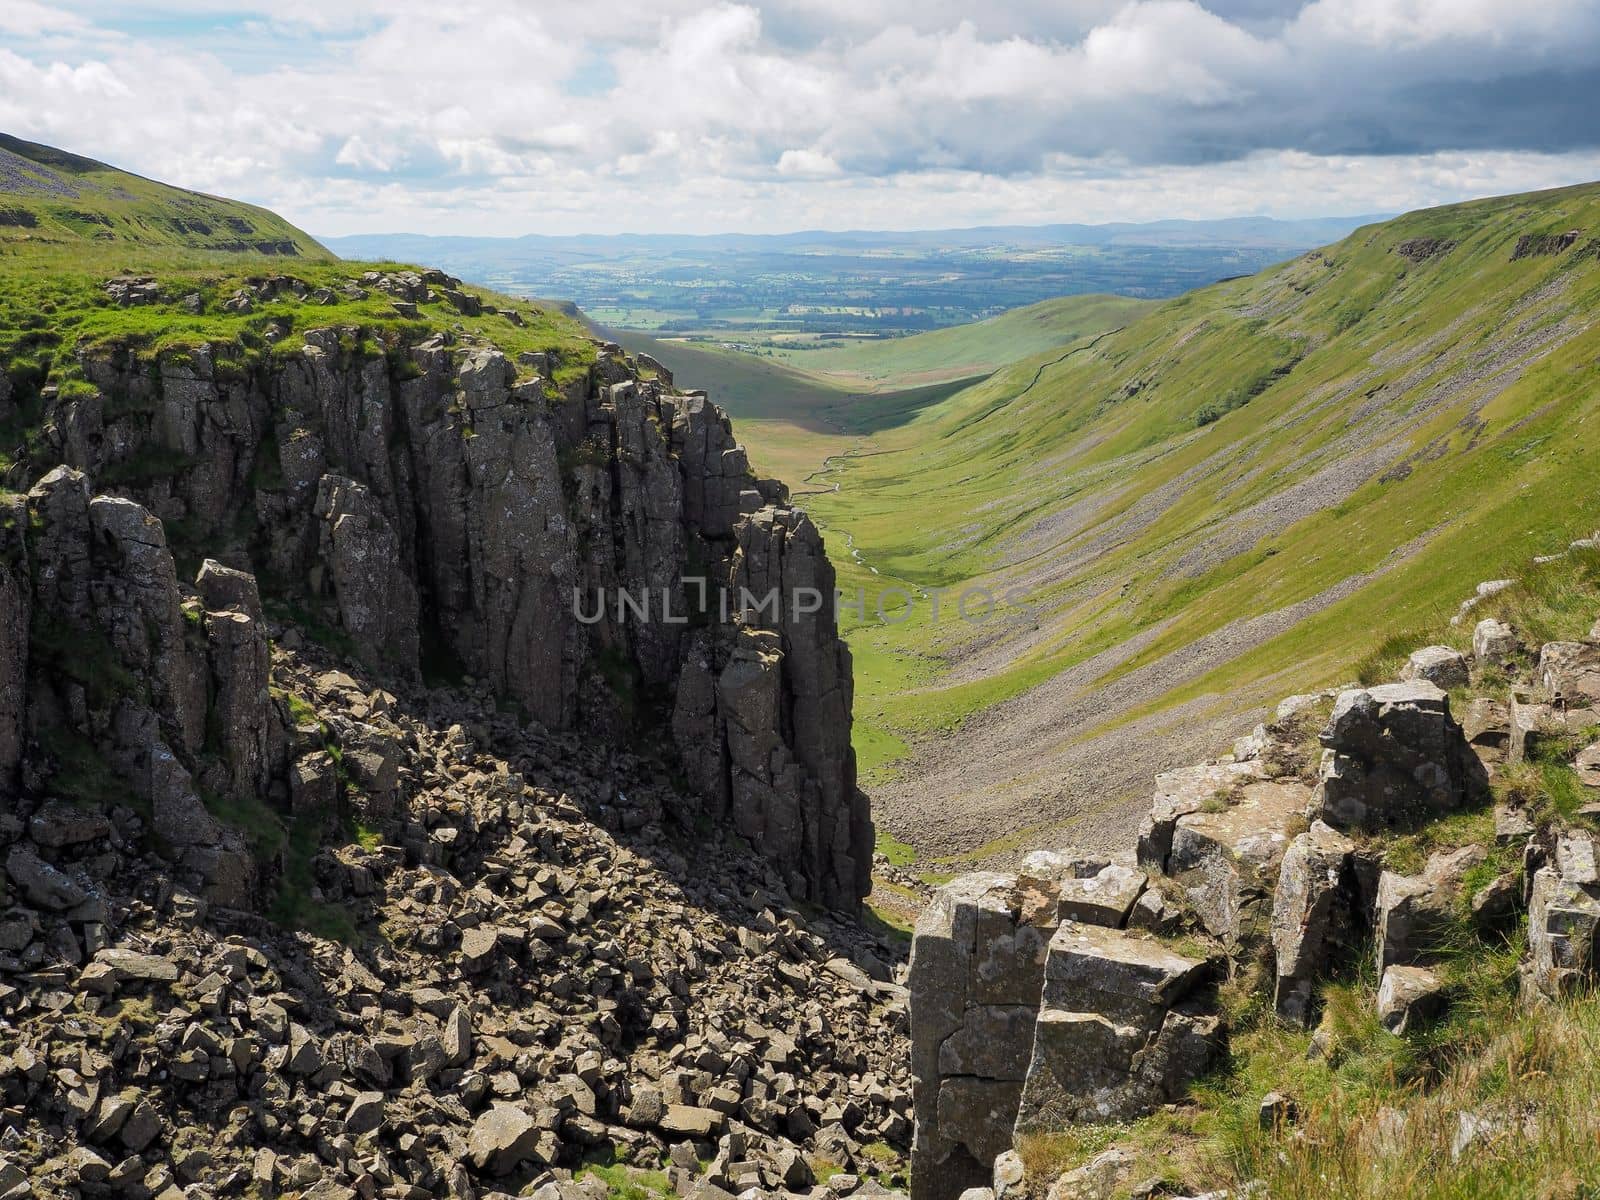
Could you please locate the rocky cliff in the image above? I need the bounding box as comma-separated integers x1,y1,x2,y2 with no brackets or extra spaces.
0,264,906,1199
0,270,869,913
906,535,1600,1200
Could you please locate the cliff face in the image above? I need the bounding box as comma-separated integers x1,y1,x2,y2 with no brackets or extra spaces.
0,315,869,911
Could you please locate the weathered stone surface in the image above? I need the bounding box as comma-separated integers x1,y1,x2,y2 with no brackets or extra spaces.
1017,852,1144,929
314,474,422,677
1136,759,1265,873
1473,618,1519,667
1537,641,1600,704
5,845,91,911
468,1104,545,1174
909,875,1045,1200
1377,965,1447,1034
1402,645,1469,690
1271,821,1361,1025
1311,682,1487,830
1015,926,1218,1128
1375,846,1483,970
0,493,28,791
1166,779,1308,944
1525,834,1600,1000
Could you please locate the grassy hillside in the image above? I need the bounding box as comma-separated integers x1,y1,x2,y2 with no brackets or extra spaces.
0,135,597,483
760,294,1152,386
616,295,1146,485
794,181,1600,866
0,132,326,257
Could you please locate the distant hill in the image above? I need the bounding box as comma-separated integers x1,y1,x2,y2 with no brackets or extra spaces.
0,131,327,256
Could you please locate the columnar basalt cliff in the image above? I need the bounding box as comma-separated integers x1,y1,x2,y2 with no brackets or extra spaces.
2,297,869,911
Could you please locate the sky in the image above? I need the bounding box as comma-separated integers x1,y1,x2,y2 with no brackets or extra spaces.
3,0,1600,236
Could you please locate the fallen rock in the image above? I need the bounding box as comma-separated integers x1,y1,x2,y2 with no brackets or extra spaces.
1377,964,1447,1034
1402,646,1469,690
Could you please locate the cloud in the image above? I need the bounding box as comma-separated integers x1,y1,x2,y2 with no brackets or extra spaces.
3,1,1598,234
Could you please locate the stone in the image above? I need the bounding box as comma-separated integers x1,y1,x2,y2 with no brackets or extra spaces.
1375,846,1483,970
1259,1091,1297,1131
1046,1148,1132,1200
1402,646,1469,690
1165,779,1308,944
468,1104,546,1174
659,1106,724,1138
1136,759,1266,873
4,845,90,911
1017,854,1145,929
28,800,111,848
909,874,1046,1200
1537,641,1600,704
1311,683,1487,830
314,474,421,677
1014,925,1218,1129
196,558,264,622
1578,742,1600,789
1377,965,1447,1034
345,1092,386,1136
1271,822,1360,1025
1472,619,1519,667
1524,834,1600,1000
81,948,179,993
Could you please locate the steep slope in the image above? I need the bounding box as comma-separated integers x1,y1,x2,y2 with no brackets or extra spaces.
0,132,326,256
0,138,903,1199
807,181,1600,866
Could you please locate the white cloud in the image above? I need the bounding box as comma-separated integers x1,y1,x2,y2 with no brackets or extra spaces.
3,1,1598,234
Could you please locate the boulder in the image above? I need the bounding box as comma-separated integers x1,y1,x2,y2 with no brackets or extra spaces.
1524,834,1600,1000
468,1104,546,1174
1377,965,1447,1034
1270,822,1362,1025
1472,619,1519,667
1461,698,1510,763
1402,646,1469,690
1016,852,1144,929
4,845,91,911
28,800,110,848
1374,846,1482,970
909,875,1046,1200
1014,925,1219,1129
1536,641,1600,705
1136,759,1265,873
1311,683,1487,830
1165,779,1308,945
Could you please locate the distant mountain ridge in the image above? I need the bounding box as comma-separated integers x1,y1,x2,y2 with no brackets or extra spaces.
325,214,1386,256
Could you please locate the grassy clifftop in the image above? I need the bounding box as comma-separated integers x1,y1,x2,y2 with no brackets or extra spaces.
0,134,600,482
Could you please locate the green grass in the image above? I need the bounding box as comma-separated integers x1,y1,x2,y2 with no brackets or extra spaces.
683,181,1600,857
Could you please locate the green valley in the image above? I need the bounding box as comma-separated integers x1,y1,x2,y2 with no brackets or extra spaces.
690,184,1600,872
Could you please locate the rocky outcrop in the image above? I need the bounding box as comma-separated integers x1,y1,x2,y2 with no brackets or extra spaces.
1013,926,1218,1131
1524,833,1600,1000
9,327,867,910
907,875,1046,1200
0,492,27,789
1270,821,1368,1025
1310,682,1487,831
0,630,912,1198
